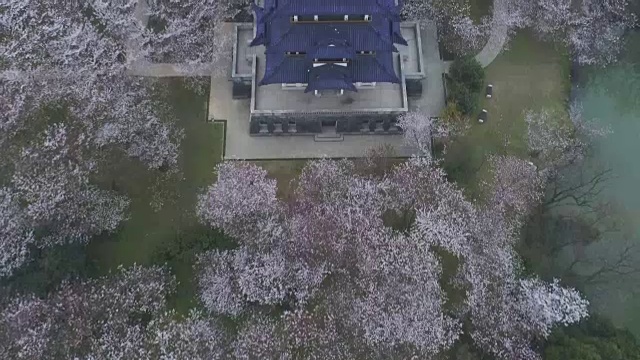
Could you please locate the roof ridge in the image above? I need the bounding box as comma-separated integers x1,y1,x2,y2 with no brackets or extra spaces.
266,0,394,18
260,55,290,85
371,55,400,82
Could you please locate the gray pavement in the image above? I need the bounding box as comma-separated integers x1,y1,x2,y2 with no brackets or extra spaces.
411,21,447,115
210,76,416,160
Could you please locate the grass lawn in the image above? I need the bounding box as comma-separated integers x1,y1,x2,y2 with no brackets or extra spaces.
443,31,571,199
255,160,308,199
87,79,308,313
87,79,225,313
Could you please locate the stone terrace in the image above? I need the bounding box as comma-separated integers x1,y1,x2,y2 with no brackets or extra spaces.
252,56,407,113
210,21,445,160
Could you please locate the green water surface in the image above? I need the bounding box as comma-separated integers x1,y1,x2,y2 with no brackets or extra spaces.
574,31,640,334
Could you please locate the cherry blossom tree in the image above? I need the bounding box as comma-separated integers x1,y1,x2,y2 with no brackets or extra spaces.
526,104,610,174
467,273,588,360
11,124,129,245
350,230,461,354
398,111,437,155
231,309,355,360
402,0,489,54
196,161,280,240
401,0,635,64
398,108,469,157
0,265,169,359
0,123,128,276
0,0,182,169
144,309,225,360
525,0,636,65
85,75,183,169
147,0,238,74
487,155,546,219
0,265,224,359
196,158,589,358
463,155,588,360
0,1,190,273
0,188,34,278
197,159,461,354
196,247,290,316
231,315,290,359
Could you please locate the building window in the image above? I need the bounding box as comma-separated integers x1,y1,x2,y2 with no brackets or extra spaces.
290,15,315,22
290,14,372,23
285,51,306,56
313,58,350,63
358,50,375,55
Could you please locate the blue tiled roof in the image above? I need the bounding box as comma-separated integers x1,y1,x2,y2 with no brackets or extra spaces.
306,64,357,93
260,53,400,85
266,21,398,53
306,40,356,61
252,0,407,91
264,0,399,16
250,3,266,46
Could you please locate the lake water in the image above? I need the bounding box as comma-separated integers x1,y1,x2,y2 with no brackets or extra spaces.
572,31,640,334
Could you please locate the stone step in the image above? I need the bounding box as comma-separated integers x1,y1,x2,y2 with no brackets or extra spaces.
314,133,344,142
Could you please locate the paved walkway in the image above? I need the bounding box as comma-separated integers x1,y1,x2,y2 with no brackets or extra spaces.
411,21,447,116
474,0,508,68
209,75,416,160
127,62,215,77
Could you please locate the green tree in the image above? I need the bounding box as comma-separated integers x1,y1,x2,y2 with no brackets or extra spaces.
447,56,484,115
545,315,640,360
449,56,485,93
449,84,478,115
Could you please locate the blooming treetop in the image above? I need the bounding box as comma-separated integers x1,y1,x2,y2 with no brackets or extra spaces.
195,158,589,359
0,123,128,277
0,265,224,360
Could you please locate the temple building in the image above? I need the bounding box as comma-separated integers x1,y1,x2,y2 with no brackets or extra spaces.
232,0,426,136
251,0,407,94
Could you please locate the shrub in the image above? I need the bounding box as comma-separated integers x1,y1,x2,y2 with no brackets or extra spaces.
449,56,485,93
449,84,479,115
447,56,485,115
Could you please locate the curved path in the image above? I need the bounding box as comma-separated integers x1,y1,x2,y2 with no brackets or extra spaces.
474,0,509,68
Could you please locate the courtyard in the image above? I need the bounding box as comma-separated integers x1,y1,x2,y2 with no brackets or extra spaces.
210,21,445,159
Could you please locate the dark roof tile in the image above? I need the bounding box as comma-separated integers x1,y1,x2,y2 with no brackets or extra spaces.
253,0,407,90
